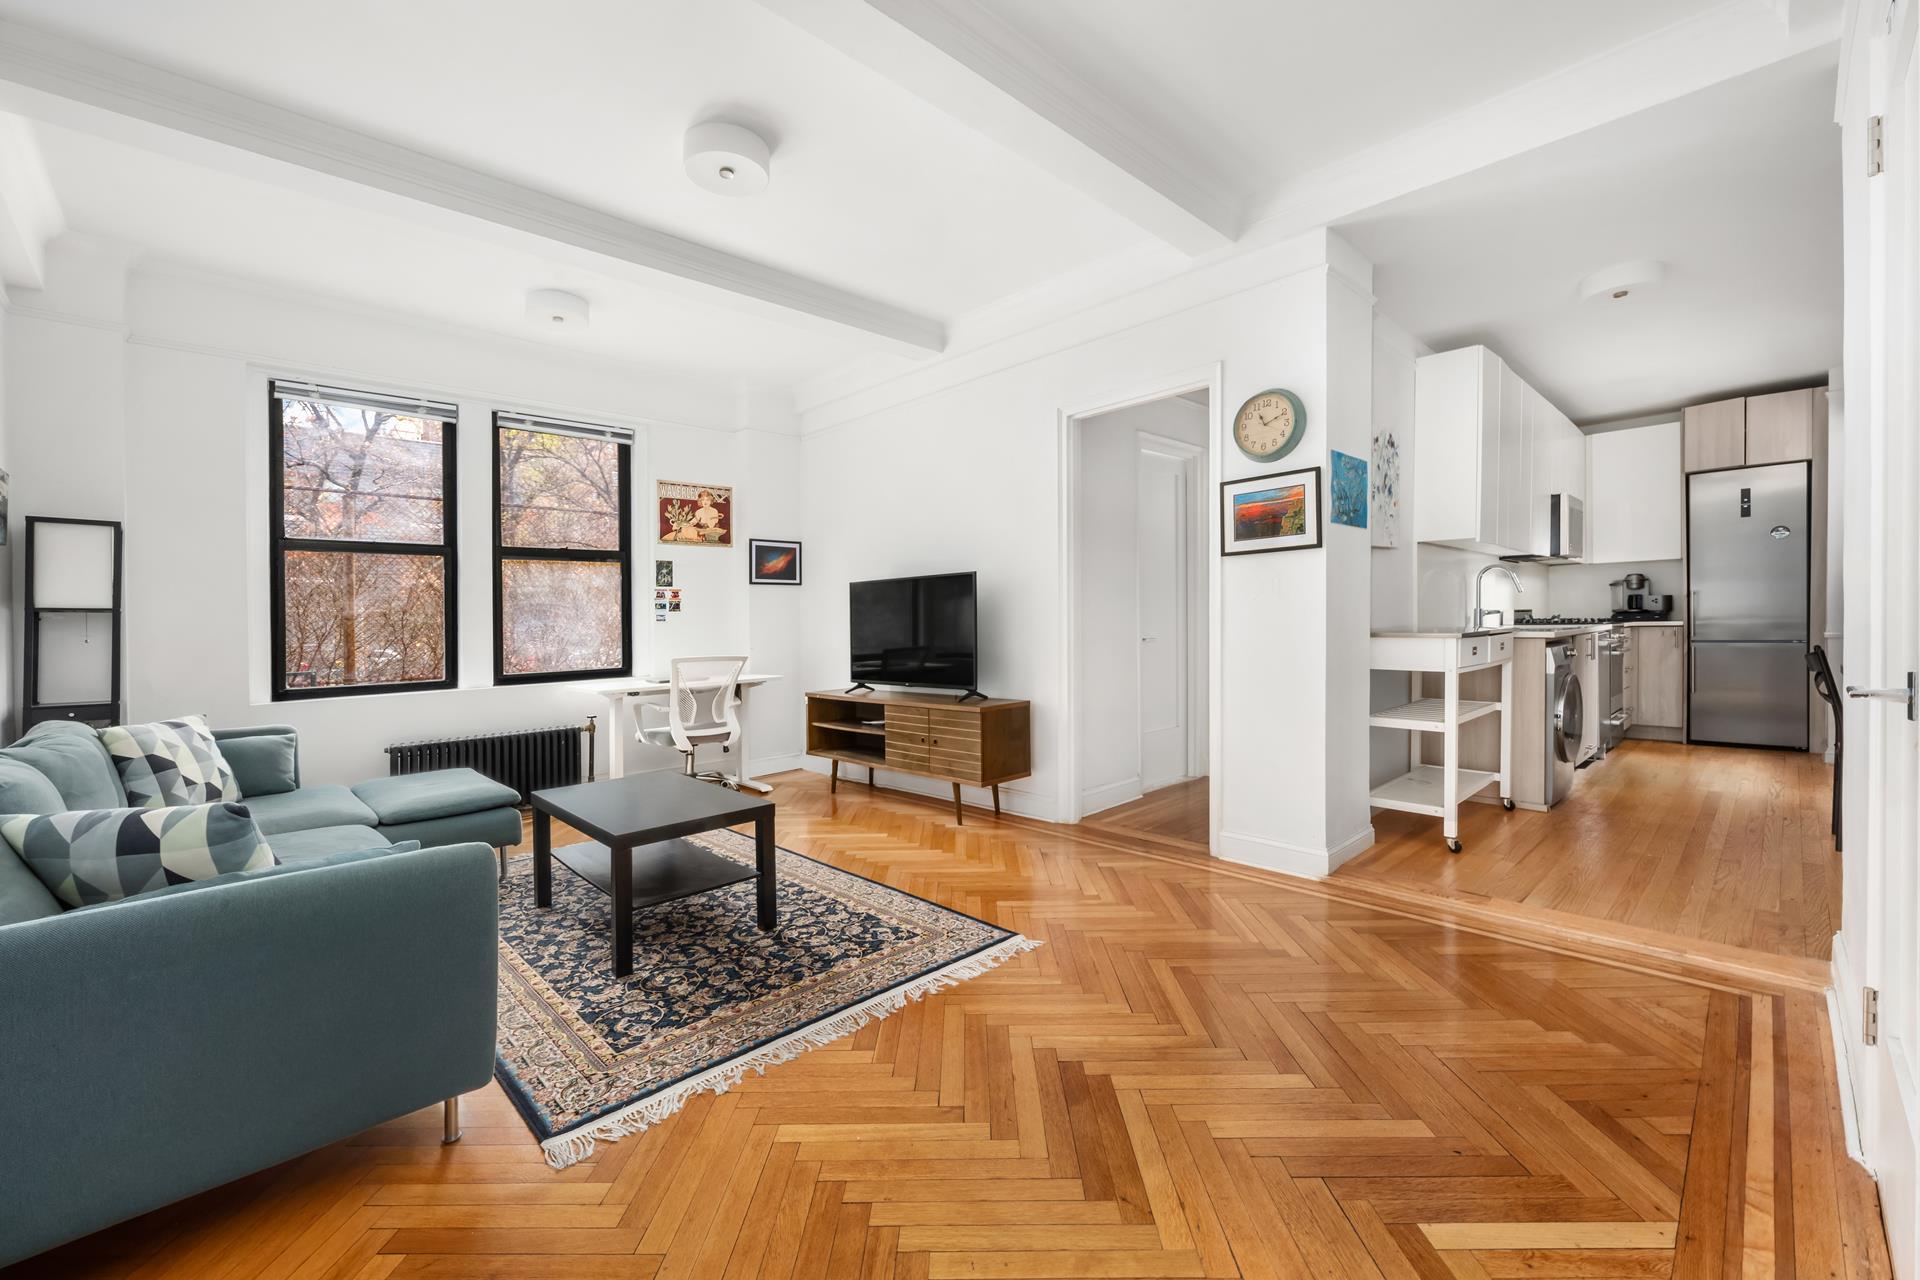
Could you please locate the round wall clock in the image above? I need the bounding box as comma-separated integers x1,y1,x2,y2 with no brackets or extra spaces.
1232,388,1306,461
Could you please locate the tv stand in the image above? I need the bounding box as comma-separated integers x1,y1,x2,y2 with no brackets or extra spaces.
954,689,987,704
806,688,1031,824
845,681,876,694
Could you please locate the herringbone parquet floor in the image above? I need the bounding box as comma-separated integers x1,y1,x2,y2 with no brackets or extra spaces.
10,771,1890,1280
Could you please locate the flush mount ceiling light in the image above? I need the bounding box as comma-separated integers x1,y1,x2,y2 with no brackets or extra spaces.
684,120,771,196
1579,259,1666,303
527,288,589,328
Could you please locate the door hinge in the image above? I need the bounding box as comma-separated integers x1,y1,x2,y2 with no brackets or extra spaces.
1864,986,1880,1046
1869,116,1885,177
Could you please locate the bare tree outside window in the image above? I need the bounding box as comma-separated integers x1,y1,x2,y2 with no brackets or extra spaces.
494,420,630,680
272,387,457,697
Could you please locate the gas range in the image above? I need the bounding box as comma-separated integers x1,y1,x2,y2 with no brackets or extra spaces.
1511,614,1612,627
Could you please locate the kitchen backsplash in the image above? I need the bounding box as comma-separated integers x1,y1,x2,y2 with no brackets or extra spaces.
1542,559,1684,618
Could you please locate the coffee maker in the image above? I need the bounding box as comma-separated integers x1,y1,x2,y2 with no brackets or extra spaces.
1610,573,1672,620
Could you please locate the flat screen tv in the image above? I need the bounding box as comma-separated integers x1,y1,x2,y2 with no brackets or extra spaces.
850,572,978,693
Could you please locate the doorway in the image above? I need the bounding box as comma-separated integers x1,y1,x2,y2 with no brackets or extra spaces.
1066,388,1211,840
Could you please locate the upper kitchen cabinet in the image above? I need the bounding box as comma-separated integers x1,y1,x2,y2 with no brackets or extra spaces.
1415,345,1581,558
1745,388,1817,464
1414,346,1505,551
1682,387,1821,471
1587,421,1684,563
1682,397,1745,472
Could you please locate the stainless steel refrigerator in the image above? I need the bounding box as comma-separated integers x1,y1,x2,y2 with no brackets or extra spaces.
1687,462,1810,749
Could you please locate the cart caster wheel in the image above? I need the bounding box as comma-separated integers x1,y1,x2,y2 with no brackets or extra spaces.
1502,798,1515,811
1445,838,1463,853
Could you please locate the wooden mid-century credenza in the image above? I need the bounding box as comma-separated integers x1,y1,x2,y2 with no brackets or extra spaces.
805,689,1031,823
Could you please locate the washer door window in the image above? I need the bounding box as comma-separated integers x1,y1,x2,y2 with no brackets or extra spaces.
1554,673,1585,764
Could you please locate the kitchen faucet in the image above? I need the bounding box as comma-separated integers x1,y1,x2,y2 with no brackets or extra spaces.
1473,564,1523,630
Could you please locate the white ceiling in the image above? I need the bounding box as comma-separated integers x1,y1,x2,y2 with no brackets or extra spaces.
0,0,1846,411
28,122,877,387
969,0,1730,206
0,0,1145,320
1338,47,1843,423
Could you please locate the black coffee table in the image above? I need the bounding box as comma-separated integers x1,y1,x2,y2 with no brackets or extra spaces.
529,772,778,978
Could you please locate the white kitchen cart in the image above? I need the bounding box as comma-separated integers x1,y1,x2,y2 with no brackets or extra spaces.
1368,630,1515,852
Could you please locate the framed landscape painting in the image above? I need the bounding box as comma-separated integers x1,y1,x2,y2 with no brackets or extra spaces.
1220,466,1321,555
748,538,802,584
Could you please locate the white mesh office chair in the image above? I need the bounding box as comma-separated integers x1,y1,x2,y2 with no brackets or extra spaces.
636,657,747,787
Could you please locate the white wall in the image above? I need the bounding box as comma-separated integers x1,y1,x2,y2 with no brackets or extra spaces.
797,229,1378,874
4,242,798,783
1073,395,1207,814
0,304,11,739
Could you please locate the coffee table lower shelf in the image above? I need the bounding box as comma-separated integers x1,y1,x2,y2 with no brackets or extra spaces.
551,838,760,910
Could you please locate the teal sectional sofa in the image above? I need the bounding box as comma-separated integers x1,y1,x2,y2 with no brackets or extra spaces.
0,721,522,1267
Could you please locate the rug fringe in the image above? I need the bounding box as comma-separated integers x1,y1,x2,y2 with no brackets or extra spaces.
539,933,1043,1170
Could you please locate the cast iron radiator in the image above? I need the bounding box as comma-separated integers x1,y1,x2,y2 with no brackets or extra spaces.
385,719,596,803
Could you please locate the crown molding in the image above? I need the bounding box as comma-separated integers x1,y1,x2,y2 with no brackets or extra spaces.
0,17,946,353
756,0,1238,254
0,110,63,289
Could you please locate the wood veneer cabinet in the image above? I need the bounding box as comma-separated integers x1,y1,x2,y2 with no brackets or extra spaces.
806,689,1031,823
1683,397,1747,472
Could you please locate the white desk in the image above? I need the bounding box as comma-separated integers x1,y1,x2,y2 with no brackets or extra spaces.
587,674,780,792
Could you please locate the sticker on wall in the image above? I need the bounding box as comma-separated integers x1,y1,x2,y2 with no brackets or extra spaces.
658,481,732,546
1369,430,1399,548
655,560,674,587
1329,450,1368,529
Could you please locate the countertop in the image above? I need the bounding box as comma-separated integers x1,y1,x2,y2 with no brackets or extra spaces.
1509,624,1608,639
1621,620,1684,628
1370,628,1513,640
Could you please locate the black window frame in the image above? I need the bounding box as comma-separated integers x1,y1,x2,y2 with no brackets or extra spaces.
491,412,634,685
268,382,460,701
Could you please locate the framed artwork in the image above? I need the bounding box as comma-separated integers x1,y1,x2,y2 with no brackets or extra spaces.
655,560,673,587
658,480,732,546
1220,466,1321,555
749,538,802,585
1329,450,1368,528
1370,430,1400,548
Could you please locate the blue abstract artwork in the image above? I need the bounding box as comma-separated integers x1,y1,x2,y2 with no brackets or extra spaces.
1329,449,1368,528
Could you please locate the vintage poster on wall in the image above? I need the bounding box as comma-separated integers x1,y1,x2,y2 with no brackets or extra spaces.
1370,429,1400,548
657,481,732,546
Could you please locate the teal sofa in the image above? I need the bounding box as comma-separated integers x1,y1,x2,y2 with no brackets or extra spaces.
0,721,521,1267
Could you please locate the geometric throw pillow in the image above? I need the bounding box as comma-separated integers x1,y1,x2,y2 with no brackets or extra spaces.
99,714,241,807
1,802,275,908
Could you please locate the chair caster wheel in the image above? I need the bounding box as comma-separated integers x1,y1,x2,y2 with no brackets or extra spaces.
1445,838,1463,853
1502,798,1515,811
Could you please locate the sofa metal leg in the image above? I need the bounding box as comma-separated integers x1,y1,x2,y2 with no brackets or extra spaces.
442,1096,463,1144
497,846,507,884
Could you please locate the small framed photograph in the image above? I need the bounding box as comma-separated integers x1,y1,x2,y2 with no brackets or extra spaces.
1220,466,1321,555
749,538,802,585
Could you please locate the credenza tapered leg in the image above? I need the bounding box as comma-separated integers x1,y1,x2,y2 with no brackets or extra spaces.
830,759,838,794
952,782,964,825
992,784,1001,818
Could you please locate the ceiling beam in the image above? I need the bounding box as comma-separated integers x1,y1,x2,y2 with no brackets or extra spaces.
0,17,945,352
0,112,63,291
755,0,1238,256
1248,0,1843,235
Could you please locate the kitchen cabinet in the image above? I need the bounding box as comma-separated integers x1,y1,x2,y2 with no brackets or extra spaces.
1683,388,1820,471
1634,626,1686,729
1415,345,1581,557
1683,397,1746,472
1586,421,1684,563
1746,388,1817,465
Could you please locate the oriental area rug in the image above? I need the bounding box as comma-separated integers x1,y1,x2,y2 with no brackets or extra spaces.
493,829,1038,1168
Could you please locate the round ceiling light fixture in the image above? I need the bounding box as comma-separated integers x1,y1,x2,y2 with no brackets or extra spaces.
684,120,771,196
1578,259,1666,304
526,288,589,329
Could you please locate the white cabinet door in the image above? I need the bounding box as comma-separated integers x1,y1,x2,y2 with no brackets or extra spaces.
1413,347,1502,548
1497,360,1529,553
1586,421,1684,563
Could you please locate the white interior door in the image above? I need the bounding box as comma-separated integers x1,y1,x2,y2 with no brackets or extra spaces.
1850,10,1920,1272
1137,444,1190,791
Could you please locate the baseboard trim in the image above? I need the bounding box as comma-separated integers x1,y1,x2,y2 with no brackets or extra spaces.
793,756,1056,821
749,753,808,778
1217,824,1374,879
1080,776,1144,817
